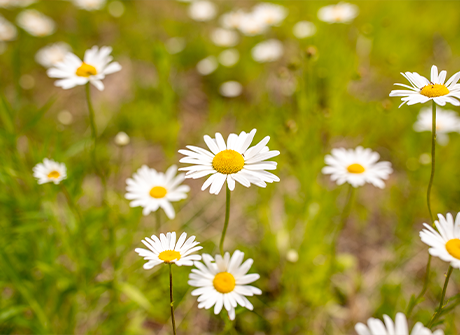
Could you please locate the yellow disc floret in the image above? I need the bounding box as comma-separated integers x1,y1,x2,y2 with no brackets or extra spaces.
149,186,167,199
47,170,60,179
347,163,365,174
76,62,98,77
212,149,245,175
158,250,181,263
420,84,449,98
213,272,236,294
446,238,460,260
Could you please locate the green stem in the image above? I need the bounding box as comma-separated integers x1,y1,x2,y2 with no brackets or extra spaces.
427,100,436,225
219,186,231,256
169,264,177,335
60,183,83,228
427,266,453,328
405,254,431,317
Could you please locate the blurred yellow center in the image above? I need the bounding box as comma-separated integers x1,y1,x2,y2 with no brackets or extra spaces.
212,149,244,174
213,272,236,293
47,170,60,179
446,239,460,259
76,62,97,77
149,186,167,199
347,163,365,174
158,250,181,263
420,84,449,98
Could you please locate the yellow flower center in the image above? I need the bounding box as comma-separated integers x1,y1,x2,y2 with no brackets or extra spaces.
446,238,460,260
420,84,449,98
347,163,365,174
213,272,236,294
75,62,98,77
47,170,60,179
158,250,181,263
149,186,167,199
212,149,245,175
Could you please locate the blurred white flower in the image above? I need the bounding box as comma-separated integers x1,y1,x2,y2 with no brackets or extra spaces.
210,28,239,47
72,0,106,10
108,1,125,17
286,249,299,263
165,37,186,54
218,49,239,67
219,10,245,29
0,0,35,8
318,2,358,24
188,0,217,22
33,158,67,185
35,42,72,68
293,21,316,39
47,45,122,91
16,10,55,37
237,13,268,36
196,56,218,75
219,81,242,98
253,3,287,26
251,39,284,63
0,16,17,41
57,110,73,125
114,131,130,146
414,107,460,145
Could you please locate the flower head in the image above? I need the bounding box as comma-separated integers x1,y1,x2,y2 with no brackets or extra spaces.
72,0,106,11
33,158,67,185
237,13,268,36
189,250,262,320
135,232,202,270
252,3,287,26
414,107,460,145
35,43,72,68
16,10,55,37
293,21,316,39
0,0,36,7
355,312,444,335
251,39,284,63
0,16,17,41
420,212,460,269
46,45,122,91
390,65,460,107
322,146,393,189
210,28,239,47
179,129,280,195
188,0,217,22
125,165,189,219
318,2,358,24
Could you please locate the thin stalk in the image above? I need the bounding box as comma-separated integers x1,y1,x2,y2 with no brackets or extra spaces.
169,264,177,335
405,254,431,317
60,183,83,228
427,100,436,225
219,186,231,256
427,266,453,328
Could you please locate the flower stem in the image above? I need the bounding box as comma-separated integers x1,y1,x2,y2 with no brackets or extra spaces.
427,266,453,328
427,100,436,225
219,186,231,256
405,254,431,318
169,264,177,335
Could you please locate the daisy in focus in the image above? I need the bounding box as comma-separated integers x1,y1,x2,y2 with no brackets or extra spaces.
33,158,67,185
318,2,358,24
420,212,460,269
35,42,71,68
189,250,262,320
125,165,189,219
414,107,460,145
390,65,460,107
16,10,55,37
46,45,122,91
135,232,202,270
179,129,280,195
322,146,393,189
355,312,444,335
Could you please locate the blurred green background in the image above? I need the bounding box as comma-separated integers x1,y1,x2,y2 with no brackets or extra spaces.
0,0,460,334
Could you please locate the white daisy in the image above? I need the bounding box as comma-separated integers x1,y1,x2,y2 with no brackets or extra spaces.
420,212,460,269
189,250,262,321
179,129,280,195
46,45,122,91
414,107,460,145
210,28,239,47
188,0,217,22
16,10,55,37
35,42,72,68
355,312,444,335
135,232,202,270
318,2,359,24
33,158,67,185
0,0,35,8
252,3,287,27
219,81,242,98
293,21,316,39
0,16,17,42
251,39,284,63
125,165,190,219
322,146,393,189
196,56,218,76
114,131,130,146
219,10,245,30
72,0,106,11
237,13,268,36
218,49,239,67
390,65,460,107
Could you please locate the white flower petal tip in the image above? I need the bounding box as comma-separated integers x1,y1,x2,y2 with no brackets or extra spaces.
32,158,67,185
179,129,280,195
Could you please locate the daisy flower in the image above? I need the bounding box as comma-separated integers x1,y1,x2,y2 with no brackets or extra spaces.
188,0,217,22
72,0,106,11
0,16,17,42
318,2,359,24
135,232,202,270
179,129,280,195
414,107,460,145
322,146,393,189
35,42,72,68
125,165,190,219
251,39,284,63
210,28,239,47
33,158,67,185
189,250,262,320
355,312,444,335
252,3,288,26
16,10,55,37
420,212,460,269
46,45,122,91
390,65,460,107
